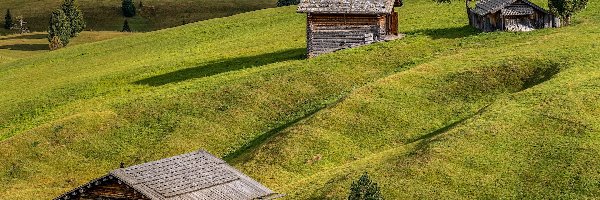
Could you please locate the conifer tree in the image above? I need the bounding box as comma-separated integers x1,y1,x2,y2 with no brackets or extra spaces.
122,19,131,32
48,9,71,47
348,172,384,200
61,0,86,37
4,9,13,30
548,0,588,25
122,0,136,17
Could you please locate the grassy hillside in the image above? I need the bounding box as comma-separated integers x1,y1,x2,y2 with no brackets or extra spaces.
0,0,275,34
0,31,133,64
0,0,599,199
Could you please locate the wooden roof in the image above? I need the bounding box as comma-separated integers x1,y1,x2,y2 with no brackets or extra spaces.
55,150,280,200
471,0,548,16
297,0,395,14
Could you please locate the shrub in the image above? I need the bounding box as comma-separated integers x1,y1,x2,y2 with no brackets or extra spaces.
49,36,64,50
48,9,71,47
348,172,384,200
122,0,136,17
549,0,588,25
276,0,300,7
61,0,86,37
122,19,131,32
4,9,13,30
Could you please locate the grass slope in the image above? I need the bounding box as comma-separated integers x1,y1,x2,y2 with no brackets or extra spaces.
0,31,133,64
0,0,275,34
0,0,599,199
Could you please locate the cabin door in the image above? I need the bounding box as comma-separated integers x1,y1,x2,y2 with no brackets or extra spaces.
387,12,398,35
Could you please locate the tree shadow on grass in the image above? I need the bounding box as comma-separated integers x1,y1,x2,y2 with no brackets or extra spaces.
0,44,48,51
0,33,47,40
134,48,306,86
406,25,480,39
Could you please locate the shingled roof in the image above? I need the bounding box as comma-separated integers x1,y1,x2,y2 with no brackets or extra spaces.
297,0,395,14
55,150,280,200
471,0,548,16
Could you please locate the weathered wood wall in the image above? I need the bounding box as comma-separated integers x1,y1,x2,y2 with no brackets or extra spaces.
77,179,149,200
307,14,383,57
467,1,560,32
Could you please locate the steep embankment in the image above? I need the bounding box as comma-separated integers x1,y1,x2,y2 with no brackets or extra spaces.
0,0,599,199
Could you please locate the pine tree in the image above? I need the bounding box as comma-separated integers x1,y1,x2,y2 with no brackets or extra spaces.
122,19,131,32
48,9,71,47
122,0,136,17
549,0,588,25
4,9,13,30
61,0,86,37
348,173,384,200
276,0,300,7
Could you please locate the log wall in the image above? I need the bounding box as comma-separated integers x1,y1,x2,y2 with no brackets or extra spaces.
307,14,388,58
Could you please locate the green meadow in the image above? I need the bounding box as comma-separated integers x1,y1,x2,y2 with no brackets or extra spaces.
0,0,599,199
0,0,275,34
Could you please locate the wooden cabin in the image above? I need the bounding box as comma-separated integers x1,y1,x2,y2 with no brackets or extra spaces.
55,150,282,200
298,0,403,58
467,0,560,32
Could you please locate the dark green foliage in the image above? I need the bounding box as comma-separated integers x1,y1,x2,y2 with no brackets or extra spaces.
122,19,131,32
61,0,86,37
139,1,144,9
122,0,136,17
549,0,588,25
348,173,384,200
48,9,71,46
4,9,12,30
276,0,299,7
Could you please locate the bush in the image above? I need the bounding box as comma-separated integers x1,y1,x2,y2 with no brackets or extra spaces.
348,172,384,200
48,9,71,47
549,0,589,25
4,9,12,30
49,36,64,50
122,19,131,32
122,0,136,17
61,0,86,37
276,0,300,7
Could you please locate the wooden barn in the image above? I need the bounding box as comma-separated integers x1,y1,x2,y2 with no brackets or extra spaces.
55,150,282,200
467,0,560,32
297,0,403,58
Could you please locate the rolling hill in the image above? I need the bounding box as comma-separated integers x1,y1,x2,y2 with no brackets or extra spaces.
0,0,275,34
0,0,599,199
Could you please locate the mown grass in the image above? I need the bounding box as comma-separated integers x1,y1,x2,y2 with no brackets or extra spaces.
0,0,599,199
0,0,275,34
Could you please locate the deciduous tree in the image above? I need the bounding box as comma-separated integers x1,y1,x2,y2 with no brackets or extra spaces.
549,0,588,25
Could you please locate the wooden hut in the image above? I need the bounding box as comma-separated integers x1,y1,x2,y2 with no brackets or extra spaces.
55,150,282,200
467,0,560,32
298,0,403,58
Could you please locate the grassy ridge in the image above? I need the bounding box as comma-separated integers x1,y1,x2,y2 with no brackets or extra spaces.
0,0,599,199
0,0,275,34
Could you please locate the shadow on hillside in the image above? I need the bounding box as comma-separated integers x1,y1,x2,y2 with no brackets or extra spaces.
407,25,480,39
134,48,306,86
0,33,47,41
0,44,48,51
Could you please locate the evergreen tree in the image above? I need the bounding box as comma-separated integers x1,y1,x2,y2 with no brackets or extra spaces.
4,9,13,30
61,0,86,37
549,0,588,25
48,9,71,47
348,173,384,200
276,0,300,7
122,19,131,32
122,0,136,17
